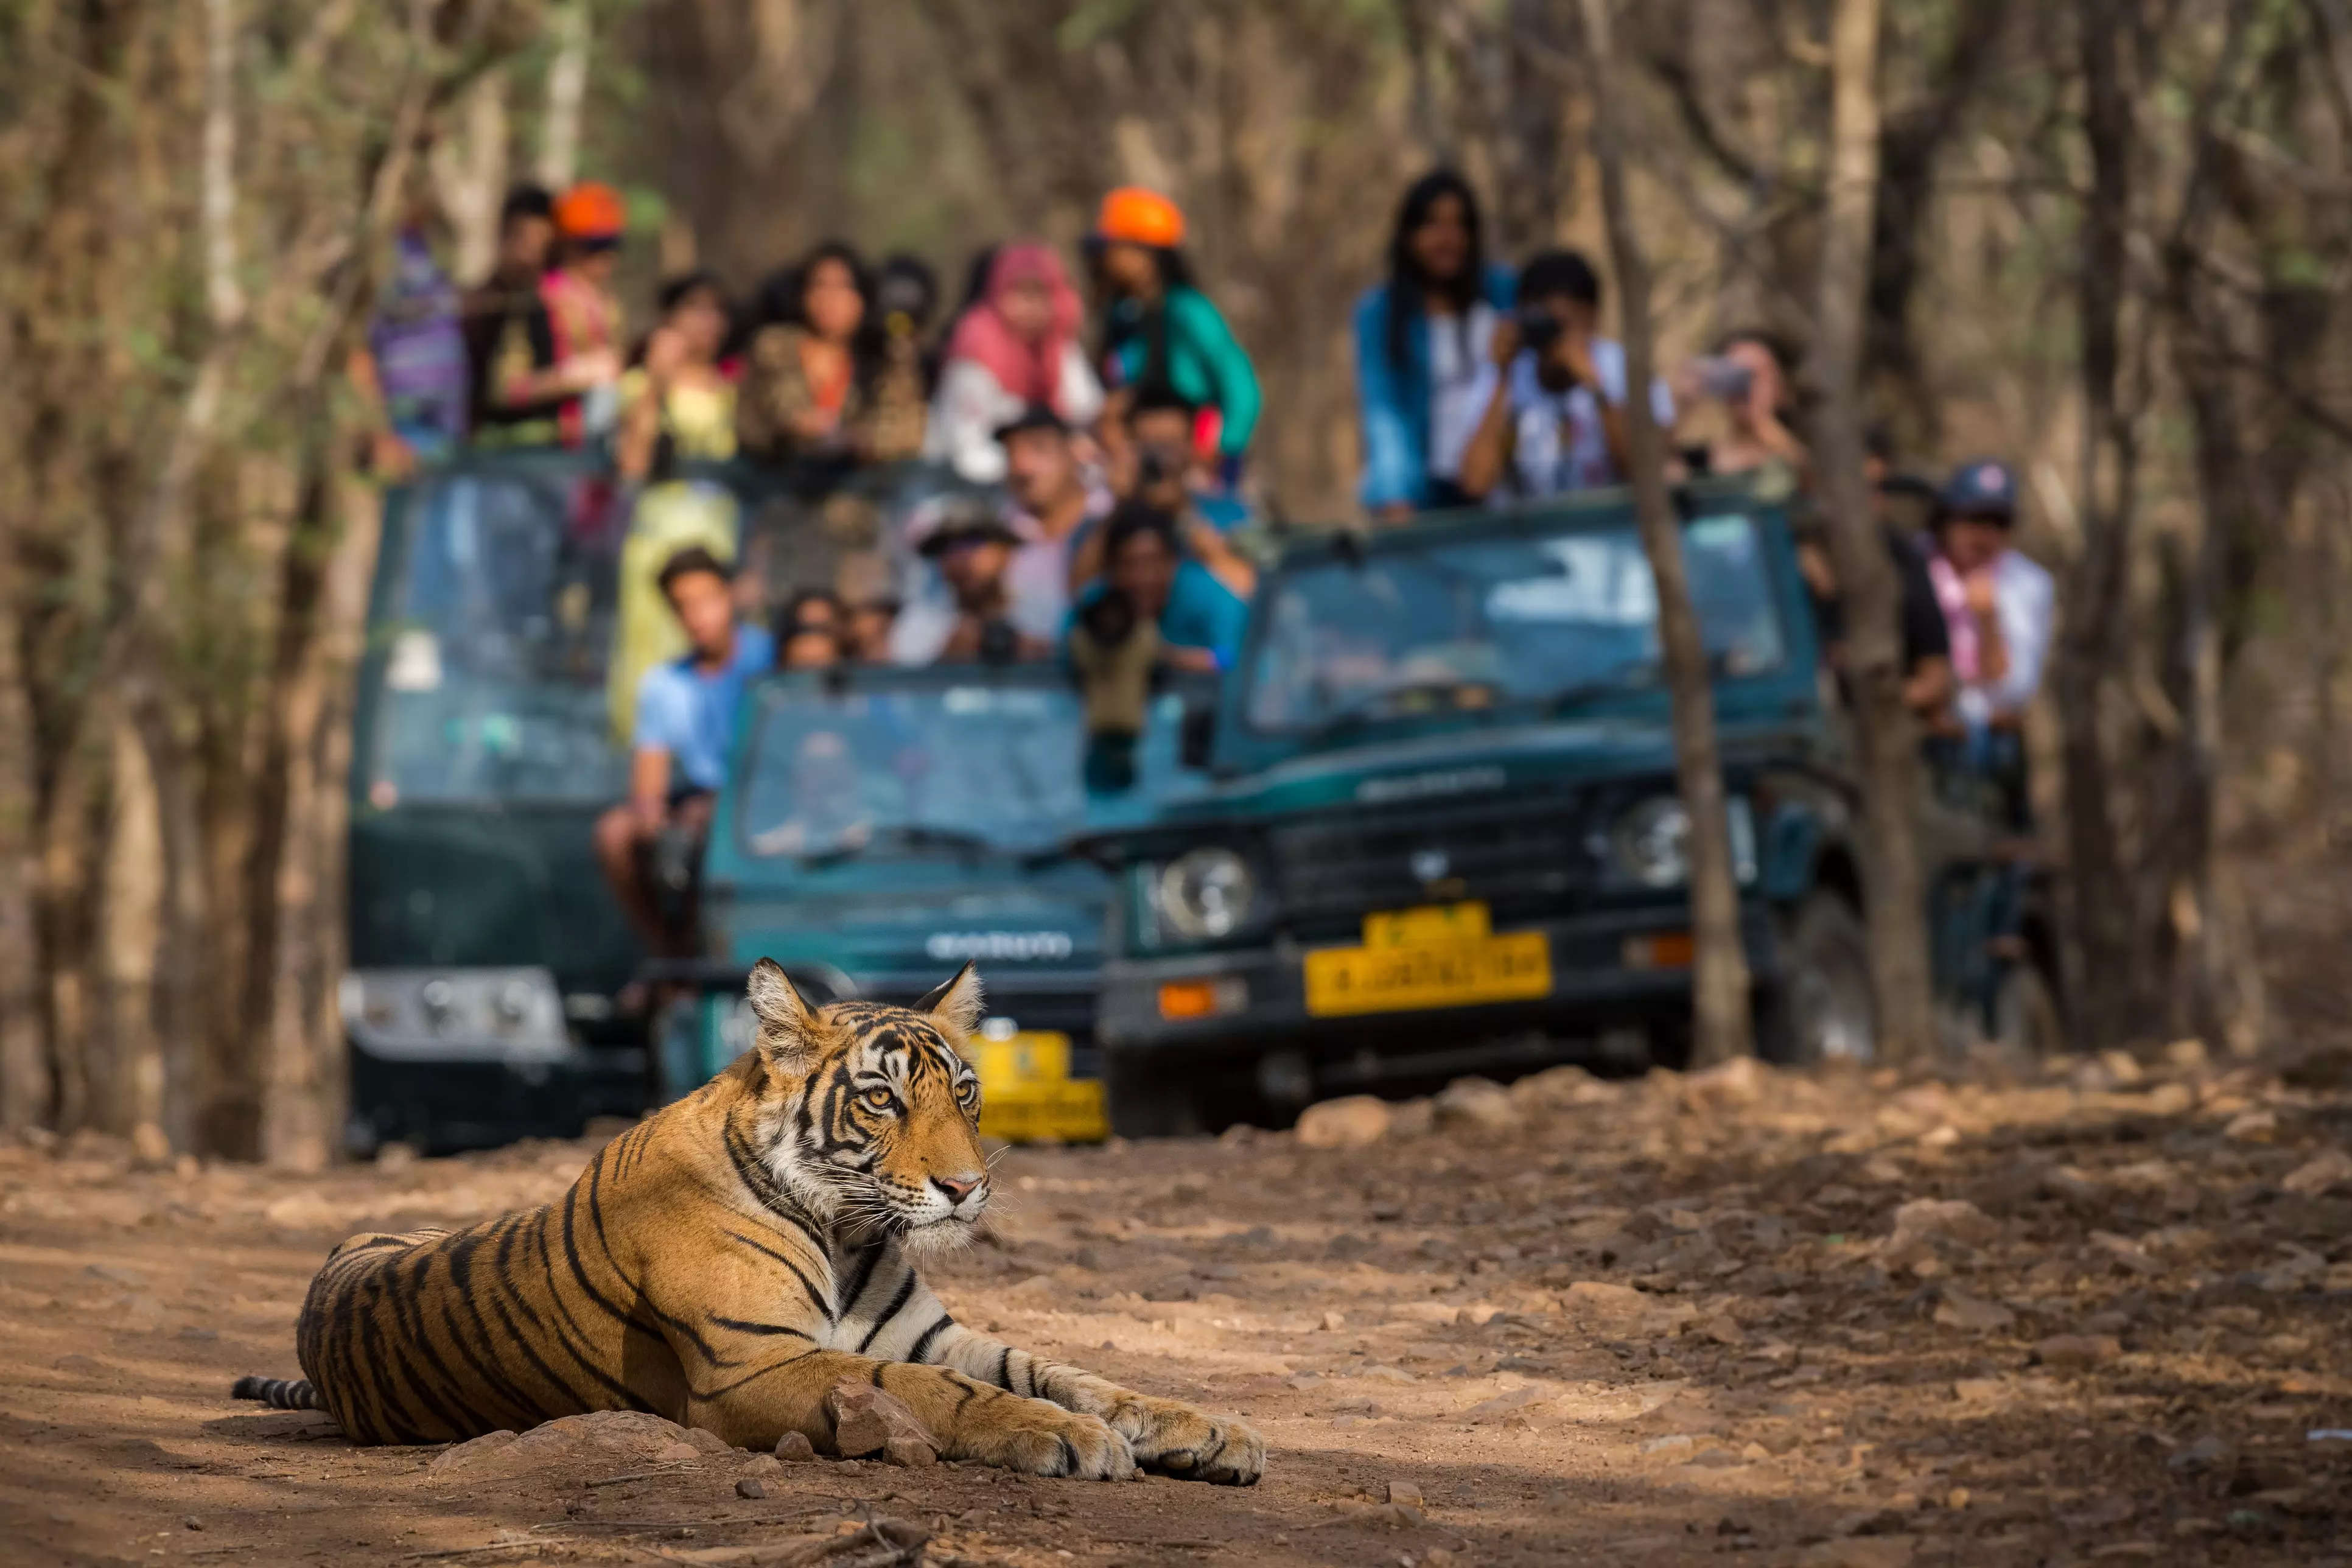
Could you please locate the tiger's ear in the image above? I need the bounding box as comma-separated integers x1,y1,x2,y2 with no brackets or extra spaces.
914,961,985,1036
746,958,820,1068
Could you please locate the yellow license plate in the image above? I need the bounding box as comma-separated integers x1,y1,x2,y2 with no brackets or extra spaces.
968,1032,1108,1144
1304,904,1551,1018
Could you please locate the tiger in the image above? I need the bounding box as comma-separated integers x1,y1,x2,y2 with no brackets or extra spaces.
231,959,1262,1483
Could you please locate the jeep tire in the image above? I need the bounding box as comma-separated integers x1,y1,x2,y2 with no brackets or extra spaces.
1760,892,1877,1066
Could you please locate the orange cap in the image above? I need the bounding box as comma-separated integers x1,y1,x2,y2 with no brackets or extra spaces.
1092,186,1185,249
554,181,626,242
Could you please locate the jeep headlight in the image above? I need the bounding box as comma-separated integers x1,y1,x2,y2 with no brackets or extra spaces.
1155,847,1257,940
340,967,567,1060
1612,797,1692,888
1608,796,1757,887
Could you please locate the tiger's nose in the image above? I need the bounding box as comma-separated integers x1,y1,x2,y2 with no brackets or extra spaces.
933,1173,984,1205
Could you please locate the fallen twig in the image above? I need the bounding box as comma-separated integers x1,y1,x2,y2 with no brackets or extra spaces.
396,1539,551,1561
586,1464,696,1487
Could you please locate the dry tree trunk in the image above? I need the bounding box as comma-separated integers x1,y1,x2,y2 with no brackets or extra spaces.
1578,0,1754,1064
1811,0,1936,1060
537,0,592,191
0,586,49,1132
2053,0,2146,1048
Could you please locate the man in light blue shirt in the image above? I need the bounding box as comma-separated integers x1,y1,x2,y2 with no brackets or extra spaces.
594,546,774,957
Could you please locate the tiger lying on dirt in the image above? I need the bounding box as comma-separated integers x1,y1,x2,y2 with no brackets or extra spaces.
232,960,1262,1483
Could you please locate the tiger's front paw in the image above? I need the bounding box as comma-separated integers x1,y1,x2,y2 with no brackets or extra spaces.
956,1396,1136,1481
1103,1395,1264,1485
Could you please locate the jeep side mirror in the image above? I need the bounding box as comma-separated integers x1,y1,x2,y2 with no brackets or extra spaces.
1179,700,1217,772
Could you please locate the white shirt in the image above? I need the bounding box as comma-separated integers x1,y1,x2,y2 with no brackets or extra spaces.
921,348,1106,485
1425,302,1499,485
1468,338,1675,500
1955,548,2056,726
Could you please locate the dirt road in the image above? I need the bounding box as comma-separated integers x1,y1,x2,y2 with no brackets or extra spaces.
2,1046,2347,1567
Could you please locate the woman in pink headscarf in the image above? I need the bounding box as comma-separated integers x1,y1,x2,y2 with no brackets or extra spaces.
922,242,1105,483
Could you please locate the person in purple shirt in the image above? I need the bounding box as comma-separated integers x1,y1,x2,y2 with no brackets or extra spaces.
352,217,469,477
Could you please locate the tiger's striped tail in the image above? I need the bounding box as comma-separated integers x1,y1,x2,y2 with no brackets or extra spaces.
232,1375,323,1411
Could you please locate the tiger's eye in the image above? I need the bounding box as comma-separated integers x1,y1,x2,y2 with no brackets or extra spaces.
861,1087,895,1112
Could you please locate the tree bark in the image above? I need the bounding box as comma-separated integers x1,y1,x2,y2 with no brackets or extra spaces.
1577,0,1754,1065
536,0,592,191
0,584,49,1132
1810,0,1935,1061
2054,0,2147,1049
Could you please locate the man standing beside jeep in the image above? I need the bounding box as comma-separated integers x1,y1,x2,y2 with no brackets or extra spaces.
1455,250,1674,504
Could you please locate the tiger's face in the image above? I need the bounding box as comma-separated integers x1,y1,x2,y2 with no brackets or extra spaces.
743,959,992,1251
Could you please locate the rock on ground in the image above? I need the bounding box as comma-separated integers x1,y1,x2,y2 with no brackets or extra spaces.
1295,1095,1391,1149
825,1379,936,1467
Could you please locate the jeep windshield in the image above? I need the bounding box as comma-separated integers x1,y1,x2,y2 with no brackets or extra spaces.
1242,512,1786,738
366,467,628,806
738,677,1103,862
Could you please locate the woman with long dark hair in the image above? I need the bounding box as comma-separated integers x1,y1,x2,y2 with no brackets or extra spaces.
736,240,925,467
1353,170,1516,517
1087,188,1259,485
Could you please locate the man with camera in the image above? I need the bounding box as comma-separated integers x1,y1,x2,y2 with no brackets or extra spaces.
1068,386,1258,601
1454,250,1672,505
888,499,1057,666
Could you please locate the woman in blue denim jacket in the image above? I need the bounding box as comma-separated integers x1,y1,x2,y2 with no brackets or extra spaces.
1353,170,1517,519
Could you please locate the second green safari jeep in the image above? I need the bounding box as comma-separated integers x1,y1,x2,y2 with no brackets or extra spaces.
1090,489,2063,1135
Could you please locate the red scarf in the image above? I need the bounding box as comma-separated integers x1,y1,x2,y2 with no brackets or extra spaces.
942,241,1081,413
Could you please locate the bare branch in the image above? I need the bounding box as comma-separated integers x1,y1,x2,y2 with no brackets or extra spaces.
202,0,246,330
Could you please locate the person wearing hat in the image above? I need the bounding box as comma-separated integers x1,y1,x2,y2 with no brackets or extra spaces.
1927,458,2053,828
996,402,1111,619
886,497,1055,667
1793,426,1954,720
924,240,1104,484
1088,187,1261,484
479,180,627,447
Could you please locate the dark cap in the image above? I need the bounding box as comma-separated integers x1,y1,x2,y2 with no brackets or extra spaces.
912,499,1023,558
992,402,1070,444
1940,458,2018,521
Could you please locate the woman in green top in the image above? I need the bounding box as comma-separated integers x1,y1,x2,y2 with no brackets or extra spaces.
1087,187,1261,483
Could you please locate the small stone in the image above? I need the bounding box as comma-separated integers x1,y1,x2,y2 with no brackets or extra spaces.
180,1518,203,1532
1433,1077,1519,1132
773,1432,817,1461
2033,1333,2121,1371
740,1454,782,1475
1696,1312,1748,1346
1834,1507,1909,1536
652,1441,702,1464
1385,1480,1423,1507
1297,1096,1392,1150
2097,1049,2144,1086
177,1326,219,1342
1321,1311,1346,1331
1886,1197,1998,1249
2280,1147,2352,1198
735,1477,768,1499
824,1379,937,1467
1933,1289,2017,1333
1683,1055,1771,1107
2223,1110,2277,1143
2168,1433,2234,1472
1643,1433,1697,1458
684,1426,732,1455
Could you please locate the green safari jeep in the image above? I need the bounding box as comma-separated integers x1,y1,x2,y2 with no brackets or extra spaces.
1088,488,2064,1135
